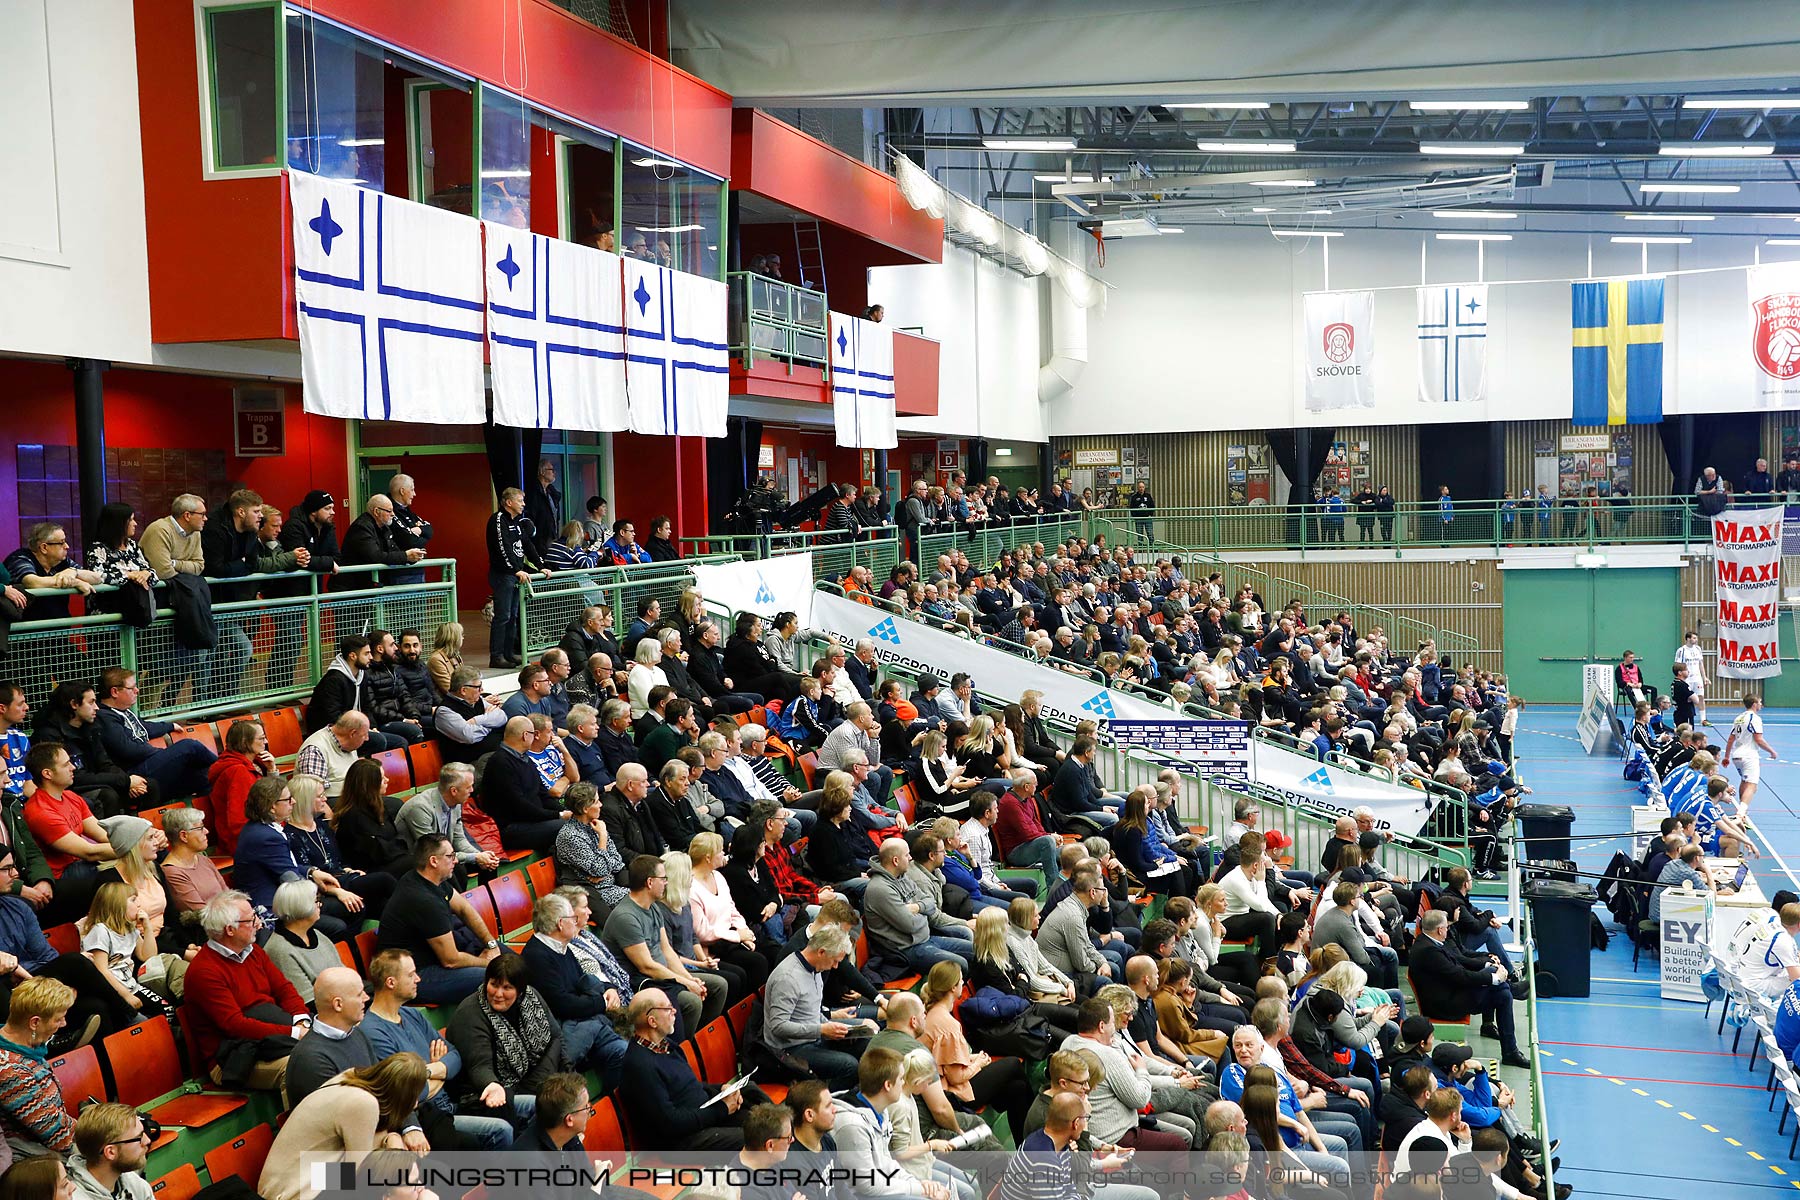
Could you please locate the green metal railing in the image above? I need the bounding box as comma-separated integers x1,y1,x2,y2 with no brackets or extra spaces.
516,555,741,659
917,513,1088,572
728,271,829,370
12,560,458,722
1516,856,1555,1194
1093,493,1736,555
679,531,902,589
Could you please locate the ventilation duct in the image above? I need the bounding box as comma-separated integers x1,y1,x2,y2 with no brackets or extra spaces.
1038,275,1089,402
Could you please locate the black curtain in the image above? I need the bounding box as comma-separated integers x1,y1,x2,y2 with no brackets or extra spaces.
483,423,541,498
1265,430,1333,505
1656,416,1689,495
967,439,989,487
707,415,762,533
1417,422,1495,500
1693,414,1764,489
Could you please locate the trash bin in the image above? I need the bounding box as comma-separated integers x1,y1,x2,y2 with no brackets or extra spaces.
1516,802,1575,863
1523,877,1599,998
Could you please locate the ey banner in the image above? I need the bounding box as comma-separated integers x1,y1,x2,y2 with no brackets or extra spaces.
1714,505,1785,679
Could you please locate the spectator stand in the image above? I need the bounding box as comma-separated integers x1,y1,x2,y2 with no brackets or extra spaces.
917,512,1088,580
13,559,458,721
516,554,739,659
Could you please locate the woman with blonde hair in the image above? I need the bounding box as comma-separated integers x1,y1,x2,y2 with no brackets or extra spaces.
260,1053,430,1200
917,960,1035,1143
658,848,744,1006
952,715,1011,796
886,1048,980,1200
967,908,1079,1039
78,882,162,1021
426,622,464,697
687,832,769,995
1294,944,1349,1005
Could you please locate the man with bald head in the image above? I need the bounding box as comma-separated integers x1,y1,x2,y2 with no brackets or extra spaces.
286,965,444,1149
294,710,373,798
477,715,570,853
1321,813,1360,874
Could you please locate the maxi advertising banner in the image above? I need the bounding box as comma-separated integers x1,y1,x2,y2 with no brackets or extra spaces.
810,592,1437,834
1713,505,1785,680
693,554,817,627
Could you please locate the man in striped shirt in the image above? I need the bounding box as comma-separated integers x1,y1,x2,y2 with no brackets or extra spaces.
999,1091,1085,1200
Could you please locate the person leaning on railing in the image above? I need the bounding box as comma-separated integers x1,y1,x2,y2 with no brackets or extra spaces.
4,522,100,622
341,495,429,578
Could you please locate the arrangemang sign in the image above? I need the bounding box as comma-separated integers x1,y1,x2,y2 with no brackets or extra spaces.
1713,505,1784,679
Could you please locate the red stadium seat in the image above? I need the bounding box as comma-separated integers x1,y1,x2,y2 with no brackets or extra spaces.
406,741,444,787
150,1165,202,1200
49,1045,106,1115
374,749,413,795
464,885,500,937
526,858,556,899
489,871,534,936
104,1017,246,1128
205,1125,275,1187
354,929,380,974
694,1018,737,1084
44,924,79,955
169,725,219,755
258,708,304,759
797,753,821,789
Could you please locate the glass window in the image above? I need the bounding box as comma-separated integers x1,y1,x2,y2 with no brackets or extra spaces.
479,86,532,228
412,83,475,214
620,145,722,278
563,137,617,250
285,17,386,188
207,5,280,170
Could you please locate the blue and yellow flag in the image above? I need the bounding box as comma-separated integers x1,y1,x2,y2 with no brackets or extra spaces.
1572,277,1664,425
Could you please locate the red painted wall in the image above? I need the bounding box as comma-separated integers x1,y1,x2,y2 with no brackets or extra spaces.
730,111,941,265
893,331,940,418
610,433,708,543
0,357,348,552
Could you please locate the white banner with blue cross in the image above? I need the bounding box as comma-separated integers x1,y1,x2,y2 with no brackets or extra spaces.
621,261,729,437
828,311,898,449
290,170,486,424
484,222,631,432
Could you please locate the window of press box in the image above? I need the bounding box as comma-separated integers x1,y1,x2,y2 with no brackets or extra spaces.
284,16,386,188
206,4,281,170
561,135,618,251
479,87,532,229
619,145,722,278
410,82,476,215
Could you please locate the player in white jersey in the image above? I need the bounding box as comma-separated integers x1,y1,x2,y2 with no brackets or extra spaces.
1674,631,1707,726
1723,694,1776,815
1749,904,1800,995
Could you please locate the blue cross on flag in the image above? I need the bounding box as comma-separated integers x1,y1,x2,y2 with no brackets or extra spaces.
622,262,729,437
484,222,631,432
1301,767,1336,795
290,170,485,423
829,312,898,449
869,618,902,646
1080,691,1117,720
1416,284,1488,404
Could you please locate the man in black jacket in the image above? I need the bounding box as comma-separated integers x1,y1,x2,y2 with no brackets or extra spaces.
364,630,430,745
1047,739,1119,832
94,667,215,800
280,490,340,579
487,487,547,668
200,488,282,701
602,763,666,868
688,620,760,715
520,892,629,1081
28,681,144,817
1412,910,1529,1068
1380,1063,1435,1152
478,717,568,852
393,630,438,709
339,495,426,579
387,474,433,586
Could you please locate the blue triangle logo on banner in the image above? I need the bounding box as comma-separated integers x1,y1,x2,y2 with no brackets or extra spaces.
754,572,775,606
1080,691,1116,720
869,618,902,645
1301,767,1335,795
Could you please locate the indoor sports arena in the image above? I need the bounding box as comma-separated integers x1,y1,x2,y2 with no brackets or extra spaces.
7,4,1800,1200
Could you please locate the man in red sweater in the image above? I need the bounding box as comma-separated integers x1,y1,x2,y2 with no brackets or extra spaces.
184,889,310,1092
994,769,1061,885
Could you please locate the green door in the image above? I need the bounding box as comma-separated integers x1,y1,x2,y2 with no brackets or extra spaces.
1503,567,1678,703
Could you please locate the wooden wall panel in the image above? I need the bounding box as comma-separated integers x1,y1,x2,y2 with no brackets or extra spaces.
1501,419,1674,499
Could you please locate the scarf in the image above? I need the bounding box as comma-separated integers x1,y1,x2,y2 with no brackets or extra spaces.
478,985,556,1088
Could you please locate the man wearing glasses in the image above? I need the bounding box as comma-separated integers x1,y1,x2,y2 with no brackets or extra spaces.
601,854,726,1036
515,1072,657,1200
68,1102,153,1200
3,523,100,621
1000,1092,1089,1200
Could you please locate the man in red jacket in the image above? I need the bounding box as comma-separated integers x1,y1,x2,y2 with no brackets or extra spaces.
994,769,1061,885
184,889,310,1092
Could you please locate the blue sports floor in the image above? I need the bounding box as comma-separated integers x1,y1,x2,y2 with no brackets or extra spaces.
1521,705,1800,1197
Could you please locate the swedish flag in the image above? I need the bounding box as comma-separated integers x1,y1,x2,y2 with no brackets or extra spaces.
1571,277,1664,425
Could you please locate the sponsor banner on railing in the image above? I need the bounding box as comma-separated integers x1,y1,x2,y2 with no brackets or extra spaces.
1111,719,1250,783
693,554,816,626
1713,505,1784,679
811,590,1438,834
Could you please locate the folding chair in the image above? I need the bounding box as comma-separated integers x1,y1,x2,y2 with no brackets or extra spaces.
204,1125,275,1186
103,1016,247,1130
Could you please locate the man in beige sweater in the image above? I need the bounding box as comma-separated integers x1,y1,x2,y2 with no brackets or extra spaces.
138,494,208,582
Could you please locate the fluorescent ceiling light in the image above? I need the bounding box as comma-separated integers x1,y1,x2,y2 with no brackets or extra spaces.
1251,179,1317,188
1270,229,1342,238
631,156,684,169
1251,207,1277,213
1166,101,1270,110
1683,96,1800,110
635,223,704,233
1299,209,1333,215
1638,182,1740,193
983,137,1078,151
1611,235,1691,244
1419,142,1525,156
336,137,386,147
1659,143,1774,157
1160,227,1186,234
1624,212,1715,221
479,169,531,179
1433,210,1518,219
1409,99,1531,111
1435,232,1513,241
1195,140,1296,153
993,447,1014,456
1765,238,1800,246
1034,174,1113,182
